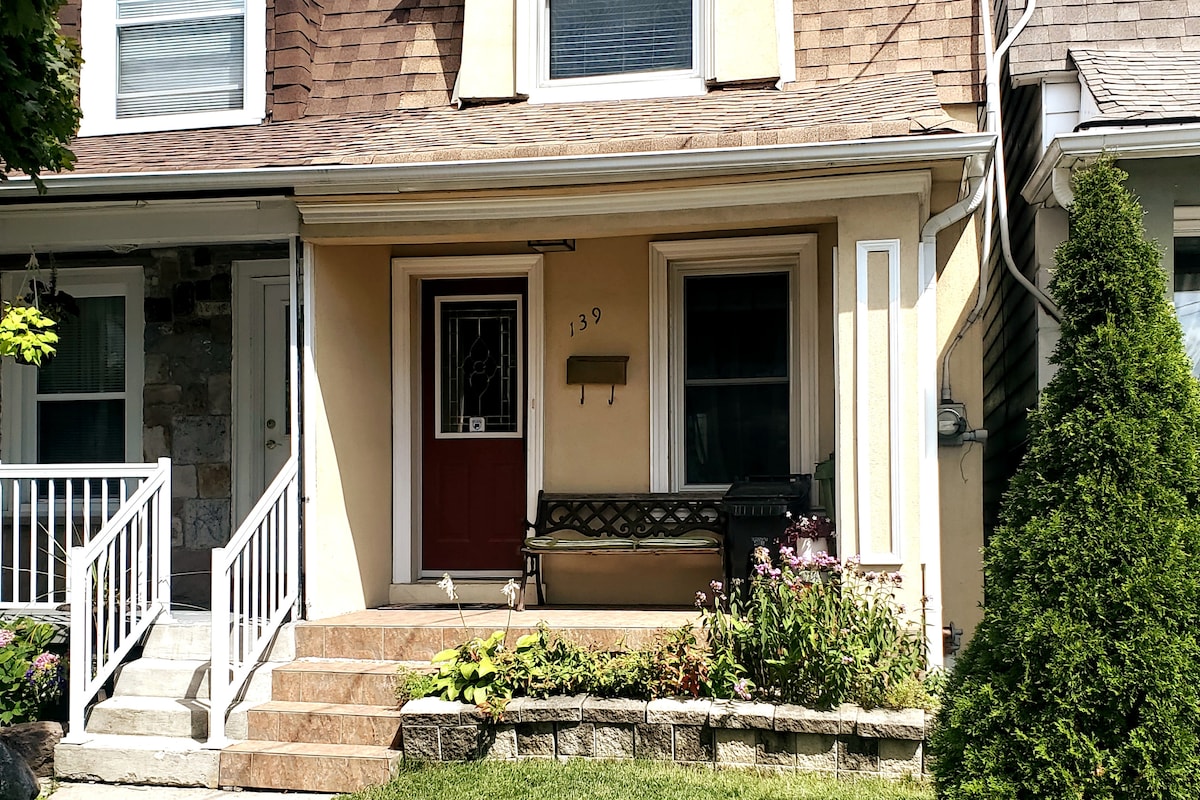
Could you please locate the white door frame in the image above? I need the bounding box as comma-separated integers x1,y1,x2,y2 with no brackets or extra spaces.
391,255,545,584
232,258,289,525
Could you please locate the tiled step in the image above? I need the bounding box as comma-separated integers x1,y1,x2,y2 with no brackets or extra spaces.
55,733,220,788
271,659,402,706
297,613,685,661
247,701,403,747
220,741,401,794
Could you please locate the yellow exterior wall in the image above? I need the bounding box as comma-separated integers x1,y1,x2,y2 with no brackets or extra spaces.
713,0,780,84
455,0,516,102
934,200,985,651
305,244,394,620
543,236,653,491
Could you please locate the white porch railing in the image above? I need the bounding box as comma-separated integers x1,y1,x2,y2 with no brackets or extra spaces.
0,462,164,610
62,458,173,742
208,455,300,745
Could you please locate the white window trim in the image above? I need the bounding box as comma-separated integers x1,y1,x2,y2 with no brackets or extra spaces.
1,267,145,465
79,0,266,137
649,234,818,492
520,0,709,104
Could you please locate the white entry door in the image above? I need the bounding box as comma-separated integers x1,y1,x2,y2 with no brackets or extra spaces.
234,261,291,526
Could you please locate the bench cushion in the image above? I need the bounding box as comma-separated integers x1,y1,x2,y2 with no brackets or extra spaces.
637,532,721,550
524,536,636,551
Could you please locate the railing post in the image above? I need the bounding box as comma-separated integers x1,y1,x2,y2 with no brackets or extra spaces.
207,546,229,747
62,545,88,744
287,478,301,619
156,458,172,617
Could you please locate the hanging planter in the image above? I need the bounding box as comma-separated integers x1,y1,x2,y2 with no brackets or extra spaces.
1,256,76,367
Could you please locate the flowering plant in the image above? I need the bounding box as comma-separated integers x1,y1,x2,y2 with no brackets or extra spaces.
782,511,836,541
0,617,66,725
698,547,922,709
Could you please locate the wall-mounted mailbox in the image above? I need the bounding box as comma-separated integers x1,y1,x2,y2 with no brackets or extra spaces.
566,355,628,386
566,355,629,405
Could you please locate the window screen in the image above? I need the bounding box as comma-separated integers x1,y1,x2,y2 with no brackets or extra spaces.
549,0,693,80
683,272,790,485
1174,237,1200,379
116,0,245,118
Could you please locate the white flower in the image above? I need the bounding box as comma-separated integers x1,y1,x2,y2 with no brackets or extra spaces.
501,579,519,608
437,573,458,602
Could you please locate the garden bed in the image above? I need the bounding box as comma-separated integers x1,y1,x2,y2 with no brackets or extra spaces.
396,695,929,778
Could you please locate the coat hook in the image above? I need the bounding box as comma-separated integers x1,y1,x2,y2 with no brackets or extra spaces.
608,385,615,405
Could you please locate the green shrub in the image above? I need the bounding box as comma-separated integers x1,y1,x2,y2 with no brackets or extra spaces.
931,158,1200,799
394,665,436,707
0,617,66,725
700,549,924,708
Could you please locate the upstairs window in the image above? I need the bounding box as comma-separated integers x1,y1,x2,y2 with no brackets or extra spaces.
80,0,265,136
530,0,704,103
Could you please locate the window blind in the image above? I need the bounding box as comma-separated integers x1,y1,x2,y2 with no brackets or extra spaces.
38,296,126,395
549,0,693,80
116,0,245,118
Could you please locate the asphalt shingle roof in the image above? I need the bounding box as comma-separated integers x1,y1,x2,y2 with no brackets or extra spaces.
1072,48,1200,124
66,72,971,177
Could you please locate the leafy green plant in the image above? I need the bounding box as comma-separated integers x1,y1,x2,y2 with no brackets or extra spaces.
0,617,66,725
395,665,437,707
931,158,1200,800
700,548,924,709
0,303,57,366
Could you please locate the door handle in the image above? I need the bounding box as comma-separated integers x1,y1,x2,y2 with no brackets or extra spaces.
266,440,280,450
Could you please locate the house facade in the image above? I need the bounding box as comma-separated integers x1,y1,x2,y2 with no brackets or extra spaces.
982,0,1200,531
1,0,990,668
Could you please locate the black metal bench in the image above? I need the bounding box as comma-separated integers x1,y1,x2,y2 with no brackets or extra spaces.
518,491,725,610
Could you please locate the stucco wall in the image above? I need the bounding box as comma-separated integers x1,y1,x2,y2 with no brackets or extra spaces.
305,244,394,620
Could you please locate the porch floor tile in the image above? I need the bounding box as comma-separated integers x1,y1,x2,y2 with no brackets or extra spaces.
312,606,702,629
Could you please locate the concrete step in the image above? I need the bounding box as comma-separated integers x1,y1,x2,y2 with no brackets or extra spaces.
55,734,220,788
220,740,401,794
143,617,297,662
84,695,265,740
247,701,403,747
112,657,279,701
272,659,402,707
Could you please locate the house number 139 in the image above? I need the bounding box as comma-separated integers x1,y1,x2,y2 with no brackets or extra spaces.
570,307,602,337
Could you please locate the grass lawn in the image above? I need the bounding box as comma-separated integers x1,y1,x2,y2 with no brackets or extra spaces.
336,760,933,800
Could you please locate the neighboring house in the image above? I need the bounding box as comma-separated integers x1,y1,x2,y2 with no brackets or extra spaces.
982,0,1200,531
0,0,991,678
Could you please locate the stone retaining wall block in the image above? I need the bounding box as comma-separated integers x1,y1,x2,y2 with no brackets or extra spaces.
793,733,838,773
555,723,595,757
709,700,774,730
483,725,517,760
837,734,880,773
673,726,714,763
714,729,756,766
634,723,673,760
401,726,439,761
755,730,796,767
582,697,646,724
646,698,712,726
593,724,635,759
517,723,556,757
879,738,923,776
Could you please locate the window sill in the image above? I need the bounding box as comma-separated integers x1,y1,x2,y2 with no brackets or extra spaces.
526,75,706,105
78,107,264,138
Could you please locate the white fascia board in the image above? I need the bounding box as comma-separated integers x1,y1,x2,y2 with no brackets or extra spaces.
0,196,299,254
1023,124,1200,206
296,171,933,225
0,133,995,199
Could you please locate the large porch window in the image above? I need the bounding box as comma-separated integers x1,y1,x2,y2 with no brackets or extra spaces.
1,267,145,464
650,235,819,493
1174,236,1200,379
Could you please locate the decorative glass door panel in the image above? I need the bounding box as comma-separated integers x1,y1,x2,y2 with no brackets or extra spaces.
435,297,523,438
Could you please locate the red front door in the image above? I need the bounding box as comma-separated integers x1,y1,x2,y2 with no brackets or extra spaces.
421,279,527,572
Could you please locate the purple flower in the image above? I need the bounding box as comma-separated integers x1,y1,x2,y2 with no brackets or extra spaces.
0,630,14,648
709,580,723,594
733,678,752,700
694,591,707,608
754,562,771,576
841,655,854,665
777,545,795,561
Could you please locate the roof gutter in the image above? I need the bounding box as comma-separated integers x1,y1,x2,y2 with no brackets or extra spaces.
0,133,996,200
1023,123,1200,206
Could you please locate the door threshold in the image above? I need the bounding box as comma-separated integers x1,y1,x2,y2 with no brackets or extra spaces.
391,578,522,606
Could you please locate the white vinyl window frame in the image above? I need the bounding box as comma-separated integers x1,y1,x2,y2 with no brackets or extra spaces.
520,0,708,103
0,267,145,464
649,235,819,493
79,0,266,136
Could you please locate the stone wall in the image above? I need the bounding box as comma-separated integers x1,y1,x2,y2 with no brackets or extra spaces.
398,697,929,778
